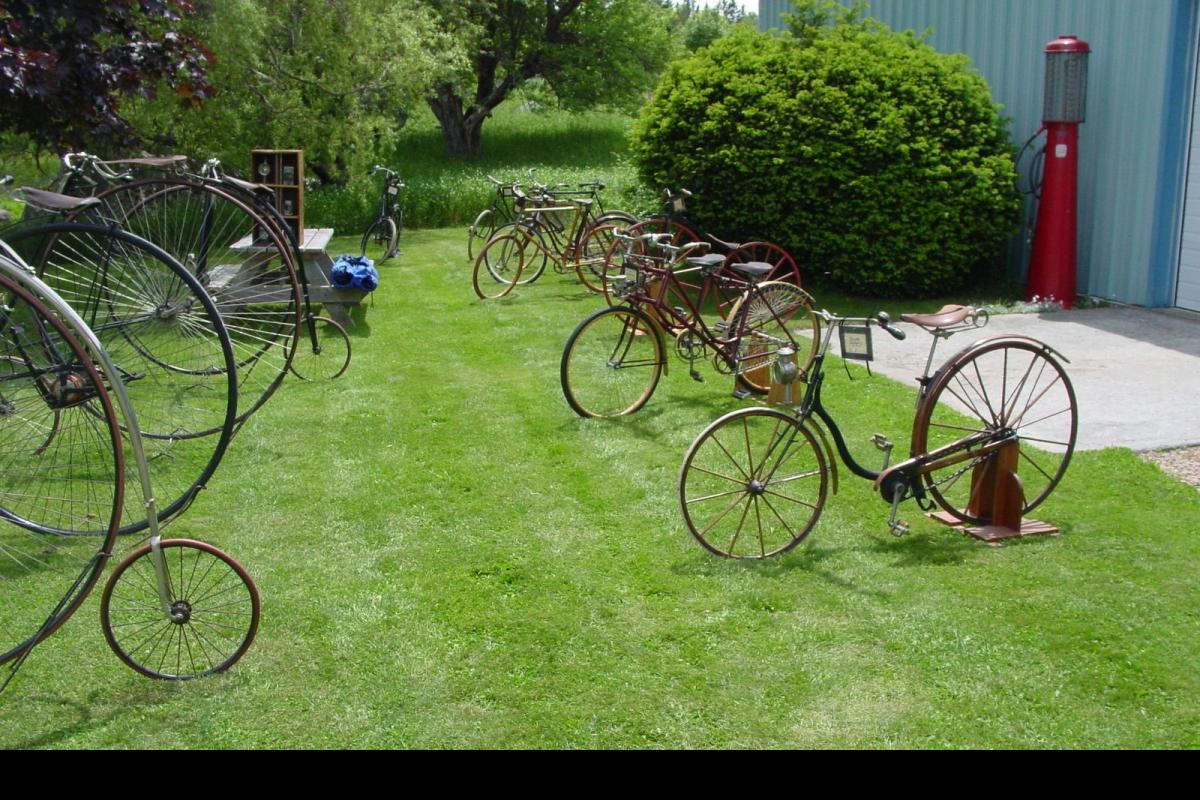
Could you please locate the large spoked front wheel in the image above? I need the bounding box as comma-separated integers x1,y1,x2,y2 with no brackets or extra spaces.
84,178,300,428
561,306,665,418
680,407,828,559
0,267,124,665
100,538,260,680
289,315,352,381
7,221,239,533
910,338,1078,525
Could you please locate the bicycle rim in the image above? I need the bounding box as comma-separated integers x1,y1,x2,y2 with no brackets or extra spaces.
0,266,123,665
84,178,300,427
5,222,238,532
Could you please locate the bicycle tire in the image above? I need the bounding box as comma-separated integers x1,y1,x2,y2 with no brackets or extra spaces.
680,407,828,559
289,315,352,380
726,281,819,395
473,233,526,299
81,178,300,428
910,337,1078,525
388,208,402,259
488,221,547,285
100,538,260,680
714,241,802,320
363,216,398,264
575,222,623,294
468,208,495,261
0,266,124,665
4,222,239,532
561,305,665,418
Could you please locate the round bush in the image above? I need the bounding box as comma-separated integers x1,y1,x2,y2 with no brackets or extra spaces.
630,23,1020,296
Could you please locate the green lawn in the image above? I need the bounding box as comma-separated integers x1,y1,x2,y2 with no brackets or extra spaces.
2,228,1197,748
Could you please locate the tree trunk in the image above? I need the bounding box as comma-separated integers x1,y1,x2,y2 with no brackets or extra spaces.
428,86,484,158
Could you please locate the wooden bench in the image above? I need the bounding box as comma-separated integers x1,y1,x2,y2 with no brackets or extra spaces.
230,228,367,328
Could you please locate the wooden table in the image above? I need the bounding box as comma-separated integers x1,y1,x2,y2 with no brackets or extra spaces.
229,228,367,328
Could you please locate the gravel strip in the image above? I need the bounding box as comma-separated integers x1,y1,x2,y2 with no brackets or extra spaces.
1142,446,1200,491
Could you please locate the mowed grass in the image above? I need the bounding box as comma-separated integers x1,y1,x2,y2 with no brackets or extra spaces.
1,228,1197,748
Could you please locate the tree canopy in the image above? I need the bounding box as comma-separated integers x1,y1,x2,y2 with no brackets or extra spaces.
125,0,446,183
421,0,678,157
0,0,213,153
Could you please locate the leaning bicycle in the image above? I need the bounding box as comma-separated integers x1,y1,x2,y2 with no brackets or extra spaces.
361,164,404,263
560,233,819,417
679,304,1078,559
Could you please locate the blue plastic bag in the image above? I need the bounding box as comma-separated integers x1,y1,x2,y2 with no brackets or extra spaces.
330,254,378,292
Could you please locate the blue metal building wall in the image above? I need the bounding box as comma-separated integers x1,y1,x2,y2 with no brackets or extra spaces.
759,0,1200,307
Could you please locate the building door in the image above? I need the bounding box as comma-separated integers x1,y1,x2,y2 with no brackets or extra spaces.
1179,54,1200,311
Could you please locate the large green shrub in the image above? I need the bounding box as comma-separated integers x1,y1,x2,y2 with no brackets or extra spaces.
630,18,1020,296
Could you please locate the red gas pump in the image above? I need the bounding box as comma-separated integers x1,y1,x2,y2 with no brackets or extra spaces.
1027,35,1090,308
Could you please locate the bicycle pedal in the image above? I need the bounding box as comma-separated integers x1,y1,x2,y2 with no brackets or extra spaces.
872,433,894,469
713,321,729,334
731,387,751,400
888,519,911,537
690,370,704,383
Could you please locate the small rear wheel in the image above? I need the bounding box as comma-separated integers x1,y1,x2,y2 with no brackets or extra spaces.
561,306,665,418
289,315,352,380
100,538,260,680
680,407,828,559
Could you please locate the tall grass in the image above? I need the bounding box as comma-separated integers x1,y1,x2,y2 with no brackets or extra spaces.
306,105,650,231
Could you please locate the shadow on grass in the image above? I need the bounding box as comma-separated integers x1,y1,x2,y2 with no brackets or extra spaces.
3,677,224,750
668,540,896,601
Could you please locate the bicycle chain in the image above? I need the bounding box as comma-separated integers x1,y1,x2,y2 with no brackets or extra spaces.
927,448,996,491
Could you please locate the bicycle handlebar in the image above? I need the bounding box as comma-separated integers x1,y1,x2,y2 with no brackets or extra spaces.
874,311,907,340
813,308,906,341
61,152,130,181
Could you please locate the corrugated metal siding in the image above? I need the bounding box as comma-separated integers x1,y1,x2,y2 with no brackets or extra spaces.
759,0,1198,307
1177,59,1200,310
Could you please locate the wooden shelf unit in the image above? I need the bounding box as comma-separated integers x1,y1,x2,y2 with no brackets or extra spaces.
251,149,304,241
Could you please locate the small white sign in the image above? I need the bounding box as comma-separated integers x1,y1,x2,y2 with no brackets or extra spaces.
1055,143,1069,158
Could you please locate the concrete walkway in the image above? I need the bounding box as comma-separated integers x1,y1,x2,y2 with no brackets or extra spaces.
865,306,1200,452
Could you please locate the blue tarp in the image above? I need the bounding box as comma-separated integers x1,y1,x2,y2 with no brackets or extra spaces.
330,254,378,292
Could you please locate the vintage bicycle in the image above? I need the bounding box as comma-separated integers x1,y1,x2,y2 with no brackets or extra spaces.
467,171,535,261
678,303,1078,559
199,158,352,381
1,246,257,685
361,164,404,263
471,187,636,299
600,188,802,321
560,233,819,417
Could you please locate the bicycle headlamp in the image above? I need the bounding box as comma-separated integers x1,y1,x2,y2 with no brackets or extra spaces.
771,347,799,385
